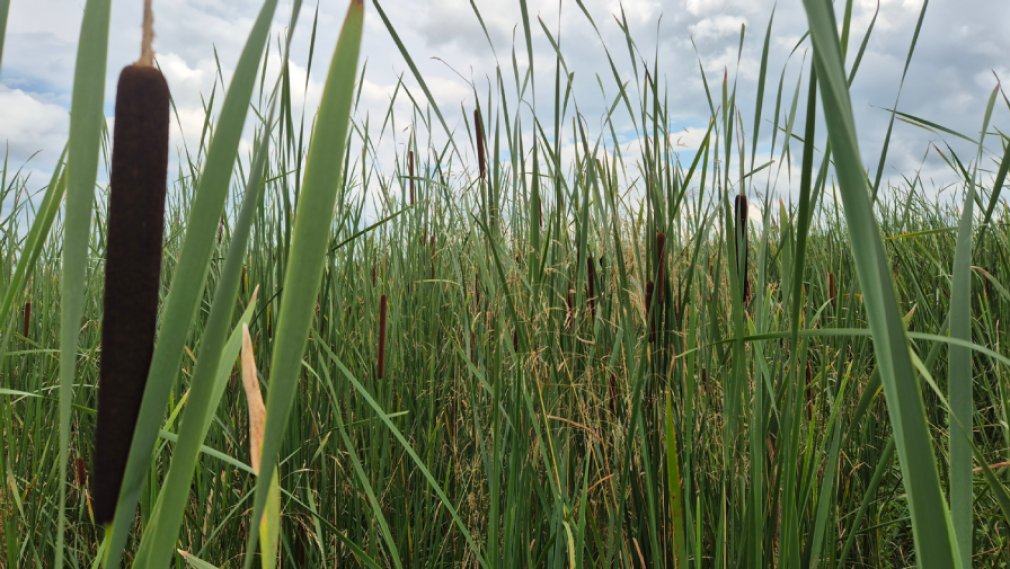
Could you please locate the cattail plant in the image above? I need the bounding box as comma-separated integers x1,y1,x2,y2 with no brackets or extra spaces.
93,1,170,525
734,194,750,305
473,109,487,183
473,108,490,226
587,256,596,321
377,294,388,378
74,456,87,490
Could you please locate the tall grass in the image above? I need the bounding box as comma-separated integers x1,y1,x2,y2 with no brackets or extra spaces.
2,0,1010,567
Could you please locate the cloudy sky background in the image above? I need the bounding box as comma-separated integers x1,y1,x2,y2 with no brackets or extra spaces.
1,0,1008,208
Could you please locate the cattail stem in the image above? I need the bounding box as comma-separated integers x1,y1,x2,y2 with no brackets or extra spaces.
93,14,170,524
377,294,388,378
587,257,596,321
408,150,415,205
139,0,154,66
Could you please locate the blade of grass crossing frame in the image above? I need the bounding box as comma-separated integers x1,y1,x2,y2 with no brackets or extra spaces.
799,1,961,567
948,84,997,569
104,0,279,565
243,3,363,566
58,0,111,566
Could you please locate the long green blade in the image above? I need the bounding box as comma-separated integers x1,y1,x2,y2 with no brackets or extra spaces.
242,2,363,566
57,0,111,566
799,0,961,567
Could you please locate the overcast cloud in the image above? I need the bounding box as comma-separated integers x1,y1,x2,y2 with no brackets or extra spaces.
1,0,1007,202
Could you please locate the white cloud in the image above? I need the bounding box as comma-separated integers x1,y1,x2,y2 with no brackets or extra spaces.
689,15,748,42
0,86,67,166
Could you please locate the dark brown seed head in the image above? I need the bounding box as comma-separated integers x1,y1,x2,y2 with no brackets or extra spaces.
94,63,170,525
827,271,836,306
22,301,31,338
474,109,487,183
734,194,750,304
74,457,87,488
377,294,388,379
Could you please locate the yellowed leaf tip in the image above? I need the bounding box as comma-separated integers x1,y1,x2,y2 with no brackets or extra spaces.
241,324,267,475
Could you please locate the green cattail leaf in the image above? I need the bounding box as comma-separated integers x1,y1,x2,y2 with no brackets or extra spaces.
243,2,364,566
800,1,961,566
57,0,112,565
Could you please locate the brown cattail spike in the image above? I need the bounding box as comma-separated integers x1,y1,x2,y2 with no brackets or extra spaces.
377,294,388,378
734,194,750,305
474,109,486,183
93,55,171,524
22,301,31,338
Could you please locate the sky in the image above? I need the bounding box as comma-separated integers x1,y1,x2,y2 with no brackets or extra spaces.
1,0,1008,205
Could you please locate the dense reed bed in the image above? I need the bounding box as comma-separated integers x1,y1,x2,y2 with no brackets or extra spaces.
2,0,1010,567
